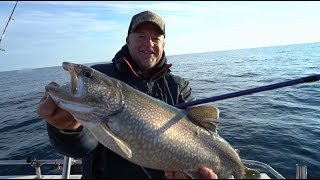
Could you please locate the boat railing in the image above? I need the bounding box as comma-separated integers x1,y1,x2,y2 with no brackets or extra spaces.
243,159,308,179
0,156,82,179
242,159,286,179
0,157,308,179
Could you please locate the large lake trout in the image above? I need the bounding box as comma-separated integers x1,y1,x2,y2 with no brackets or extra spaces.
46,62,260,179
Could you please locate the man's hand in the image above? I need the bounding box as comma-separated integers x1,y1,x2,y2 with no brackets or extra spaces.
37,82,81,131
165,166,218,179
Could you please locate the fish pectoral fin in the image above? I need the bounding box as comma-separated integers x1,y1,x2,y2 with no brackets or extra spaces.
99,123,132,158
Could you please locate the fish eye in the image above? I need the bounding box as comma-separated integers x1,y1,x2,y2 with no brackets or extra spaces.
83,70,93,78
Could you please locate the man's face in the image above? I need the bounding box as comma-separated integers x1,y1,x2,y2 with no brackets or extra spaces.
126,23,165,72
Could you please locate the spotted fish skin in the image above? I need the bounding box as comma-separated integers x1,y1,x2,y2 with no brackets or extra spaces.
46,62,260,179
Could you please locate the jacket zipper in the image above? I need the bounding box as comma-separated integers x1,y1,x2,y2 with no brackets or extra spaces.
146,81,152,95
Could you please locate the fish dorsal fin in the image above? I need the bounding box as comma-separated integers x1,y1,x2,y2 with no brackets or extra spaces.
99,123,132,158
186,105,220,132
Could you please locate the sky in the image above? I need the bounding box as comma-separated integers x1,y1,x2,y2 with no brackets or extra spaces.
0,1,320,72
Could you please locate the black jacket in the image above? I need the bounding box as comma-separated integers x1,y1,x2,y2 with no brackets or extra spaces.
47,45,196,179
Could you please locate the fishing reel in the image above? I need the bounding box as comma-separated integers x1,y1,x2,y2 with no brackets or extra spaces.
26,157,41,168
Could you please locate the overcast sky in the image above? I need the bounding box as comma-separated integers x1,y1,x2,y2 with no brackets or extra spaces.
1,1,320,72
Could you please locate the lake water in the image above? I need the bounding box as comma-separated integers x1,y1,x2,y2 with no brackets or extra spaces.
0,42,319,178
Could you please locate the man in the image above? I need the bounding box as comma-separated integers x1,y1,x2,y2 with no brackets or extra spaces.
37,10,217,179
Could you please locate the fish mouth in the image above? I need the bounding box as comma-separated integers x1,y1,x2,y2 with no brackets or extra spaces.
63,62,78,95
45,62,94,115
45,62,80,99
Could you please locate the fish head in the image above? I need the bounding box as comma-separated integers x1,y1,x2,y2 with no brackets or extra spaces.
46,62,124,122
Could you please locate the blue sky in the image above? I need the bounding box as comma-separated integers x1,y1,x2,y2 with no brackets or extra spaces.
1,1,320,72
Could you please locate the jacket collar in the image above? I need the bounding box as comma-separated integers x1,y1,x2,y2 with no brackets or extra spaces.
112,45,172,81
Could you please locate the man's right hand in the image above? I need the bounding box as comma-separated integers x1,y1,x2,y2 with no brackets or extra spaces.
37,82,81,131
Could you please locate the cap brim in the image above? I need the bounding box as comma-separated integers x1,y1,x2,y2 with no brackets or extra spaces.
131,21,165,35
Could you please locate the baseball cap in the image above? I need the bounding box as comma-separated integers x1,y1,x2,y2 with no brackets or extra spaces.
128,11,165,36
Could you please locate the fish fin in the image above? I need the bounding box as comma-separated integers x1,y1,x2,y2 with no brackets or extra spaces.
99,123,132,158
244,166,261,179
186,105,219,133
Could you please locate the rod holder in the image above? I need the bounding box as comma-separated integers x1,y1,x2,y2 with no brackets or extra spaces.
296,164,307,179
35,166,42,179
61,156,72,179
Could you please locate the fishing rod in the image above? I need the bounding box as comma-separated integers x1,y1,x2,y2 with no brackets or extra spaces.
0,1,18,51
175,74,320,109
